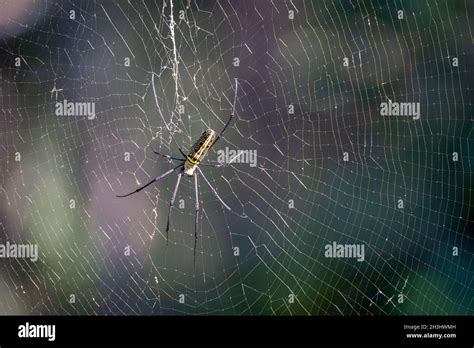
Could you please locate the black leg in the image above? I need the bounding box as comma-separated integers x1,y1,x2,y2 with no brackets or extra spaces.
219,78,239,138
199,161,227,168
201,150,246,167
194,172,200,266
150,145,185,161
165,172,183,243
116,164,182,197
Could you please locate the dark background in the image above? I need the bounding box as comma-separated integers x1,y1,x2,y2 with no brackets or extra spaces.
0,0,473,315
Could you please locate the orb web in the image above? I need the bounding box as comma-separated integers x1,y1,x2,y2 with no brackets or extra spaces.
0,0,473,315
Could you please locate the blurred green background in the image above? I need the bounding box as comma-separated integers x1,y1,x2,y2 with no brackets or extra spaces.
0,0,473,315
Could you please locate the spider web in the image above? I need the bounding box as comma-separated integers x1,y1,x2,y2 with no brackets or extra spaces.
0,0,473,315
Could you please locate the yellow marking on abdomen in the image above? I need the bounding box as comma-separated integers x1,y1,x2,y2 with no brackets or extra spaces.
186,156,200,165
187,131,216,164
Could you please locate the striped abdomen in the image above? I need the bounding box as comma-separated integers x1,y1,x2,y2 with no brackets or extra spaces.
183,129,219,176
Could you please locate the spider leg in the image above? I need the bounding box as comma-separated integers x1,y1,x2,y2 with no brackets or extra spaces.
218,78,239,138
150,145,185,161
165,172,183,244
193,172,200,267
196,167,247,218
200,161,227,168
116,164,182,198
202,149,248,168
151,73,187,157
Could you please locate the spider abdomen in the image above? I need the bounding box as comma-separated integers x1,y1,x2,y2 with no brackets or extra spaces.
184,129,219,176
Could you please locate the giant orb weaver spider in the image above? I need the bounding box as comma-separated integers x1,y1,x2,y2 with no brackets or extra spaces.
116,77,246,262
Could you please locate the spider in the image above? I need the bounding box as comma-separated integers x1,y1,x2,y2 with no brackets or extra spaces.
116,78,246,262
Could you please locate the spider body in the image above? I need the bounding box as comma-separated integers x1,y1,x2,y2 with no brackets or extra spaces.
184,129,219,176
116,78,245,264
